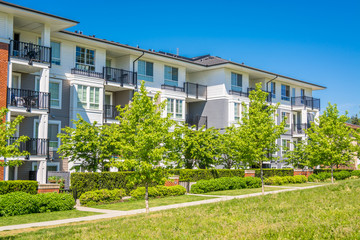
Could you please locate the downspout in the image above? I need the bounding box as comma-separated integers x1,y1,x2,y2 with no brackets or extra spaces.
132,51,145,89
266,75,278,92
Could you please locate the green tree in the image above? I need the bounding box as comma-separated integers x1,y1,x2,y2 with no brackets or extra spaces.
283,140,310,169
305,103,360,183
239,83,286,194
217,126,246,169
348,114,360,125
109,81,176,213
57,115,113,172
176,125,220,169
0,108,28,167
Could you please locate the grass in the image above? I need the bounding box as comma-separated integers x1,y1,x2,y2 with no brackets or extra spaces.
91,195,215,211
280,182,329,187
0,210,99,227
203,187,286,196
2,180,360,239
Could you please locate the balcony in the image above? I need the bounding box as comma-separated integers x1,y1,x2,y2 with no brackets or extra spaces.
9,137,49,159
291,96,320,110
103,67,137,87
291,124,308,136
71,68,104,78
9,40,52,66
161,84,185,92
104,104,121,122
184,82,207,101
229,89,249,98
247,88,272,102
186,115,208,130
7,88,50,113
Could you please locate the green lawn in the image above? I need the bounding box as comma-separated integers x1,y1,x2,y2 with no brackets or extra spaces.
280,182,329,187
203,186,286,196
2,180,360,239
92,195,215,211
0,210,99,227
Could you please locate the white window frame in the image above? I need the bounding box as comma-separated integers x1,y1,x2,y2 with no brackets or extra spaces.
11,73,21,89
281,111,291,128
138,60,154,82
89,87,100,110
35,77,62,109
76,85,101,110
234,102,241,122
104,92,113,105
38,38,61,65
32,162,60,171
231,72,243,92
167,98,183,119
34,120,61,151
281,84,290,101
281,139,291,155
75,46,96,71
164,65,179,86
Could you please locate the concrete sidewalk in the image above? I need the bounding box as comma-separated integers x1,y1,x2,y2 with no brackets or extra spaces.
0,184,325,232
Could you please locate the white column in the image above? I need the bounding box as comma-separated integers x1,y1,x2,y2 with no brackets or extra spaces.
36,160,47,184
4,166,9,181
301,109,307,125
14,166,18,180
41,24,51,47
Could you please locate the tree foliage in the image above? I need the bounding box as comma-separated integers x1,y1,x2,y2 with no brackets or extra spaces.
348,114,360,126
237,83,286,194
0,108,28,167
109,81,176,213
304,103,360,183
57,115,113,172
175,125,220,169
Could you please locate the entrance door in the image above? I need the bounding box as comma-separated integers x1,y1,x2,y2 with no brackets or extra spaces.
12,74,21,89
105,93,112,118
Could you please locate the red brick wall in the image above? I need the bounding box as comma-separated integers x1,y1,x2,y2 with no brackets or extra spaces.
0,42,8,181
294,170,313,177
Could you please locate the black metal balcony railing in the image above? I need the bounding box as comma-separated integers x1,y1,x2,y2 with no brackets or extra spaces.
161,84,185,92
71,68,104,78
291,96,320,110
104,104,121,121
9,40,52,66
247,88,272,102
186,115,208,130
184,82,207,100
229,89,249,97
9,137,49,158
291,124,307,135
7,88,50,112
103,67,137,86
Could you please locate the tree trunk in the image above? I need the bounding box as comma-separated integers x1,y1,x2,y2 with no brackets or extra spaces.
331,165,334,184
145,182,149,213
260,161,264,195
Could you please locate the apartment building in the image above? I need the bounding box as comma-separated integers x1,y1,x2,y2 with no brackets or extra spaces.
0,1,325,183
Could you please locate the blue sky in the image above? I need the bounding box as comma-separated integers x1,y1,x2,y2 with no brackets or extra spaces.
8,0,360,115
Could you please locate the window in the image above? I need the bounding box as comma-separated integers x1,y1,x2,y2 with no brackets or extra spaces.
35,78,62,109
76,46,95,71
77,85,87,108
138,60,154,82
292,88,296,98
34,120,61,150
167,98,183,119
89,87,100,109
281,84,290,101
282,139,290,155
164,65,178,86
281,112,291,128
231,73,242,92
32,162,60,172
234,102,241,121
271,82,276,98
38,38,61,65
77,85,100,110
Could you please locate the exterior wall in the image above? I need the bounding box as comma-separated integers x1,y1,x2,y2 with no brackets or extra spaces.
0,42,8,180
200,99,229,129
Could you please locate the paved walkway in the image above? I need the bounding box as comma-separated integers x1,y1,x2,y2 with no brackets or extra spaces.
0,184,325,232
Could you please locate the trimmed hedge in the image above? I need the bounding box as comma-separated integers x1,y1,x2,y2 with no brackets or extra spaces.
308,171,352,182
0,180,38,195
313,169,353,174
190,177,262,194
254,169,294,178
79,189,126,206
351,170,360,177
167,169,245,182
265,175,307,185
0,192,75,217
130,185,186,200
71,170,245,197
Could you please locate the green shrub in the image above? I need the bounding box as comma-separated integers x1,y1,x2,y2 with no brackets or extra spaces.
190,177,261,194
254,169,294,178
313,169,353,174
130,185,186,200
351,170,360,177
308,171,351,182
79,189,126,206
333,171,351,180
71,170,245,197
0,181,38,195
0,192,75,217
265,175,307,185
